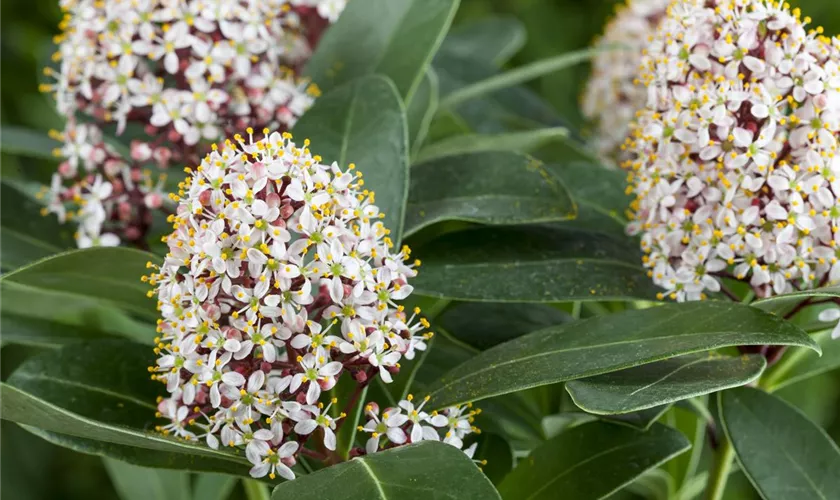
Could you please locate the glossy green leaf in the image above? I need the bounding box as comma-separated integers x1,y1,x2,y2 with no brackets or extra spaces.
104,457,190,500
474,433,514,486
437,302,571,351
437,16,526,66
440,46,619,109
292,75,409,243
193,474,237,500
433,52,569,134
720,387,840,500
497,422,690,500
763,331,840,392
407,68,439,157
424,302,817,409
405,152,575,237
567,353,767,414
411,225,660,302
0,247,160,320
0,126,60,159
601,405,670,431
1,280,153,347
1,181,74,269
305,0,459,101
752,285,840,314
547,162,631,236
270,441,500,499
1,341,251,475
415,127,570,163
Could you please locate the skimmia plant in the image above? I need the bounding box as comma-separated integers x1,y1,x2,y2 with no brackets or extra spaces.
4,0,840,499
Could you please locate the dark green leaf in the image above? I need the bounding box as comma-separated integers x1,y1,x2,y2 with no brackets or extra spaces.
567,353,767,414
763,331,840,392
415,127,570,163
411,225,660,302
438,302,571,351
0,126,60,159
292,75,409,243
0,247,160,320
720,387,840,500
1,181,74,269
438,16,525,67
408,68,439,158
329,376,368,460
193,474,238,500
547,162,631,236
497,422,690,500
474,433,514,486
305,0,459,100
424,302,818,409
405,152,575,237
103,457,190,500
1,280,153,347
270,441,500,499
601,406,670,431
1,341,251,475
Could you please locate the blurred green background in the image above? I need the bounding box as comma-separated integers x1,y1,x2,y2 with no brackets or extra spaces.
4,0,840,499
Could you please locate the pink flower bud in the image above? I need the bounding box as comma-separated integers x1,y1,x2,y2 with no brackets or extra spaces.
131,141,153,161
144,192,163,209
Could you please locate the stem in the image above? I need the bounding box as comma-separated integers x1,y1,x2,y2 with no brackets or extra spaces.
705,435,735,500
299,447,328,461
242,479,271,500
333,373,372,434
760,345,811,392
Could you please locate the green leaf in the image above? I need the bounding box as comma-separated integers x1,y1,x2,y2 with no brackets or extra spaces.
1,181,74,269
438,16,526,67
104,457,190,500
497,422,690,500
567,353,767,415
194,474,238,500
1,341,251,475
720,387,840,500
415,127,570,163
601,405,670,431
440,46,619,110
0,126,60,159
751,285,840,314
0,247,160,320
763,331,840,392
1,280,153,347
270,441,500,500
437,302,571,351
304,0,459,101
405,152,576,237
423,302,818,409
547,162,631,236
411,225,660,302
292,75,409,243
474,433,514,486
433,52,568,134
329,377,368,460
407,68,439,158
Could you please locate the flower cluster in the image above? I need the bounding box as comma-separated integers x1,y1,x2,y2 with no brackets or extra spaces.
358,396,481,458
624,0,840,303
146,130,471,480
582,0,669,162
42,0,345,248
38,120,168,248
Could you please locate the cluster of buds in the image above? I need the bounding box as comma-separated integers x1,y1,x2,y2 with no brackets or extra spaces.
582,0,669,162
358,396,481,459
41,0,345,248
624,0,840,304
146,130,474,480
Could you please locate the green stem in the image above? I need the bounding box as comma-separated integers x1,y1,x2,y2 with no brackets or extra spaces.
243,479,271,500
705,435,735,500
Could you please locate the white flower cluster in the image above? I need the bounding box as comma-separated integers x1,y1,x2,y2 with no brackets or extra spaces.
42,0,346,248
40,120,167,248
625,0,840,303
582,0,669,162
46,0,342,136
358,396,481,458
146,130,447,480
